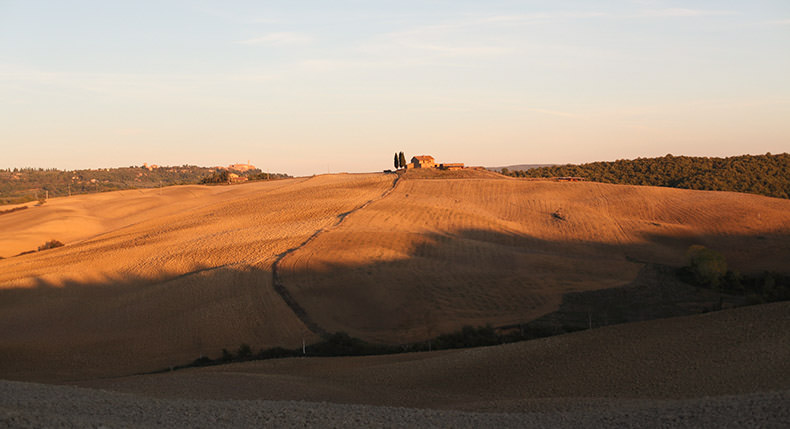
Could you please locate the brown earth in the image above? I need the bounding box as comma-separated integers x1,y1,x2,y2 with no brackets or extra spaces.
280,169,790,342
1,169,789,382
0,174,395,381
78,301,790,413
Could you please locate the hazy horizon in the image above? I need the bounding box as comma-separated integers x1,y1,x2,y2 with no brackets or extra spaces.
2,1,789,176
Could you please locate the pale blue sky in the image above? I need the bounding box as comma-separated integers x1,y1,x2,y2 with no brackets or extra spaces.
1,1,789,175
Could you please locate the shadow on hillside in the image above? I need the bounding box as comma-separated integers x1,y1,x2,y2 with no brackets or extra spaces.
274,226,790,342
0,226,788,380
0,264,311,382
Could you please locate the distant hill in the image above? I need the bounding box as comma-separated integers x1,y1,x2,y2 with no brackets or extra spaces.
488,164,556,172
0,165,290,205
501,153,790,199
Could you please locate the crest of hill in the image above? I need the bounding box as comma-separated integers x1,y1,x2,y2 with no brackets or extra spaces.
489,164,556,171
400,168,504,180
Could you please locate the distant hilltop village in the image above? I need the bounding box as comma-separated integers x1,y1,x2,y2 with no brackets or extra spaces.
220,161,257,173
141,162,257,173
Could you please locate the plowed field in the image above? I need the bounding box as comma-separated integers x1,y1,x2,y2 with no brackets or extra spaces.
1,169,789,380
279,170,790,342
0,174,395,380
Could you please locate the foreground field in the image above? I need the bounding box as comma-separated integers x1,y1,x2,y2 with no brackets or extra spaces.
2,302,787,427
1,170,789,381
4,381,784,428
79,302,790,410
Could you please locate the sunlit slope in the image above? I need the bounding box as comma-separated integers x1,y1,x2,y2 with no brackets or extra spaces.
280,171,790,343
0,174,394,381
0,183,282,259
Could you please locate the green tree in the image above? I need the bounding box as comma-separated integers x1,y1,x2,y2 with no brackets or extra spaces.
399,152,406,168
687,245,728,288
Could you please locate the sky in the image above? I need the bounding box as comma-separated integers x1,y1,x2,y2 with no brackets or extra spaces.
1,1,789,176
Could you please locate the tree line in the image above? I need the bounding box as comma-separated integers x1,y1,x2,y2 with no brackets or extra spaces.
501,153,790,199
0,166,291,205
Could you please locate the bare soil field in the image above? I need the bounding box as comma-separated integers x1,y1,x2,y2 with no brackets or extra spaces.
1,169,789,384
6,301,773,427
0,174,395,381
77,301,790,410
280,169,790,342
4,381,786,428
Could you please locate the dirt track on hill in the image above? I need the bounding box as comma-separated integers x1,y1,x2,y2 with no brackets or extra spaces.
270,173,400,337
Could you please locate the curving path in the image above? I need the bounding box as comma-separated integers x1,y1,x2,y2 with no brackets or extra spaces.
270,173,402,338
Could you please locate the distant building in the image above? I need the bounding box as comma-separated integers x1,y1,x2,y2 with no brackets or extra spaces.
227,173,248,183
410,155,436,169
439,163,464,170
228,160,256,172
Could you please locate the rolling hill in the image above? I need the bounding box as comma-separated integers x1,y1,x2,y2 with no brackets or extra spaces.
1,169,789,382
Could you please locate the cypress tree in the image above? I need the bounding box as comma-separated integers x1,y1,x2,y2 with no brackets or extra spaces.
399,152,407,169
394,153,399,169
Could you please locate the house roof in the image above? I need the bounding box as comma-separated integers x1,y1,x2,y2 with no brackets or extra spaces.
412,155,435,162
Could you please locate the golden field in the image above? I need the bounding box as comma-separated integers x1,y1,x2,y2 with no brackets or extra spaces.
1,169,789,382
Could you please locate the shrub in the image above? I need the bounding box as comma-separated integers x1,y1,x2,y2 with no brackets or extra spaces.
686,245,727,288
221,348,234,362
236,343,252,359
433,325,500,350
200,171,230,184
38,240,64,251
192,356,212,366
257,347,298,360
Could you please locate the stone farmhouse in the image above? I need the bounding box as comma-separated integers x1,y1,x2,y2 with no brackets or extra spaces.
410,155,436,168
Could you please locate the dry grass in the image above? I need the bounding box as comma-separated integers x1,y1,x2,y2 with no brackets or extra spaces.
1,170,789,381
